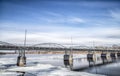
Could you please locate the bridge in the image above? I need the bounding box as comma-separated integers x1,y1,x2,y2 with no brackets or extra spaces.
0,41,119,52
0,41,120,69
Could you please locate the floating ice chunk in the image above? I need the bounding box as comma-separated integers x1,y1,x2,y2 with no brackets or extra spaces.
0,72,20,76
7,64,56,72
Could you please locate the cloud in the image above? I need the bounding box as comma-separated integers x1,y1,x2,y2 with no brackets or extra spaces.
37,11,85,24
110,9,120,21
67,17,85,23
45,11,63,17
1,1,120,47
106,34,120,39
40,16,85,24
1,22,120,46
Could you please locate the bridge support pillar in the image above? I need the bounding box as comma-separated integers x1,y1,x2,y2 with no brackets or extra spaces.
64,49,73,68
87,54,95,67
17,56,26,66
117,52,120,58
17,50,26,66
110,52,116,62
64,54,70,66
64,54,73,69
101,53,108,64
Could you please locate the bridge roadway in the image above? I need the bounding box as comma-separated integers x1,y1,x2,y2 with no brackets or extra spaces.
0,45,119,52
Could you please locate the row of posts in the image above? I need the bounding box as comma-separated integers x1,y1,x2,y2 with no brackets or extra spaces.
16,50,120,67
64,51,120,70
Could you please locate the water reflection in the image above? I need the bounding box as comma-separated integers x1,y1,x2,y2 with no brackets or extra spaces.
16,71,37,76
17,71,25,76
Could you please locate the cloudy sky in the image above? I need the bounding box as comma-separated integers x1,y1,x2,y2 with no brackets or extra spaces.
0,0,120,46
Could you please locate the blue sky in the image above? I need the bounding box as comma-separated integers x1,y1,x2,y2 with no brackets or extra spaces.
0,0,120,46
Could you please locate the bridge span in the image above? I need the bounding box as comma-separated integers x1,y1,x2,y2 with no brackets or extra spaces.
0,41,120,52
1,41,120,68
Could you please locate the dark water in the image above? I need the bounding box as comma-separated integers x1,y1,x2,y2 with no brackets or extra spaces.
83,61,120,76
72,58,120,76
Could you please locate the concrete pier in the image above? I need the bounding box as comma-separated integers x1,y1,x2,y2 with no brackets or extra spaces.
117,52,120,58
17,50,26,66
87,54,95,67
17,56,26,66
110,52,117,62
64,54,73,67
64,54,70,66
101,53,108,64
87,54,95,62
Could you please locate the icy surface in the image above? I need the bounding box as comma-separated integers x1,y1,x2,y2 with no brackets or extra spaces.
0,54,105,76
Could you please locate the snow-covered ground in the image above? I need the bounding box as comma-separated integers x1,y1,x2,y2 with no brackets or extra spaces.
0,54,107,76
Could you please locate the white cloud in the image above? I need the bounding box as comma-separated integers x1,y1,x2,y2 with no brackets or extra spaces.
110,9,120,21
40,16,85,24
45,11,63,17
37,11,85,24
67,17,85,23
0,22,120,46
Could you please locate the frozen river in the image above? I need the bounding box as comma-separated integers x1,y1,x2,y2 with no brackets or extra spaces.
0,54,120,76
